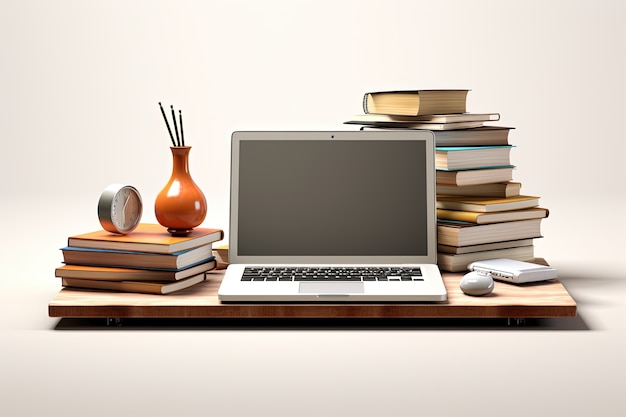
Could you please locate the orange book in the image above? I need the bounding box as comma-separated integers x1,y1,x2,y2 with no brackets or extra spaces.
67,223,224,254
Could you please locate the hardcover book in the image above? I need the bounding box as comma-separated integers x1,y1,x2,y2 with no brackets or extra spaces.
438,238,536,255
435,146,514,170
436,195,540,212
436,167,514,186
357,126,514,146
346,120,484,130
61,273,207,295
437,245,535,272
67,223,224,254
345,112,500,124
55,259,217,281
60,246,215,271
437,218,543,247
363,89,469,116
436,182,522,198
436,207,548,224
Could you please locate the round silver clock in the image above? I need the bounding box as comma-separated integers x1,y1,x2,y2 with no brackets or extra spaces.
97,184,143,234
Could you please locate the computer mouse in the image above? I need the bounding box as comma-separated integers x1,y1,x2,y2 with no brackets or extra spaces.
460,271,494,296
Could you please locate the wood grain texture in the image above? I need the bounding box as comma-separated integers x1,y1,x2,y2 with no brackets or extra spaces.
49,268,577,319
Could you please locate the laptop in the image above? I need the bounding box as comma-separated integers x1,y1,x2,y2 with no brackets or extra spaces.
217,130,447,302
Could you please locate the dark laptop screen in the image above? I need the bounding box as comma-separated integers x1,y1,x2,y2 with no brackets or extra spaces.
237,139,430,256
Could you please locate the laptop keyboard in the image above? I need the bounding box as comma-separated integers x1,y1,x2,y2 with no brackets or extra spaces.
241,267,424,282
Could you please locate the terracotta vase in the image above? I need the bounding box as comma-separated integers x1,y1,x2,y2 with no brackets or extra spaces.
155,146,207,236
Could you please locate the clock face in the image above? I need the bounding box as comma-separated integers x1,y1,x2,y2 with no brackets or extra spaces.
111,187,142,232
98,184,143,234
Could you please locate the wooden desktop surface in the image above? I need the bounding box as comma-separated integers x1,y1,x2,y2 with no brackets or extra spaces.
48,268,577,319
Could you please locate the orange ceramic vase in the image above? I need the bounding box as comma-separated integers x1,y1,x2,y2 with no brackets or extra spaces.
155,146,207,236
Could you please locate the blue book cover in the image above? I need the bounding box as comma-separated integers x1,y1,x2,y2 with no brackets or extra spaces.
60,245,215,271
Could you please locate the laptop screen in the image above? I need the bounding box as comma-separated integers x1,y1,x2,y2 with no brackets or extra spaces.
230,131,437,264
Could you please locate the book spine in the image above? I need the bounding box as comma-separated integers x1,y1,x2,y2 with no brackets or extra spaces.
363,93,370,114
437,209,480,223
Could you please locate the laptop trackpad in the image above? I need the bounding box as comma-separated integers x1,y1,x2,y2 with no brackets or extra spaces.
299,282,365,294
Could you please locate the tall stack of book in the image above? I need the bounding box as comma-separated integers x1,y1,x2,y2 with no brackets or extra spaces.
55,223,224,294
345,89,548,272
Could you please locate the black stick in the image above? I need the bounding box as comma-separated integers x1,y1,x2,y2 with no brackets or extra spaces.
179,109,185,146
158,102,176,147
171,105,181,147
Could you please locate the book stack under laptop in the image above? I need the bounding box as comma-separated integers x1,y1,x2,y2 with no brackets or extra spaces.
56,223,224,294
345,89,548,272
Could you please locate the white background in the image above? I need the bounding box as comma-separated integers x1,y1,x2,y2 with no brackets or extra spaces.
1,1,625,416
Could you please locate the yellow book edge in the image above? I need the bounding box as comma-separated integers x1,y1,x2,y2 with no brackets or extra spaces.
437,207,549,224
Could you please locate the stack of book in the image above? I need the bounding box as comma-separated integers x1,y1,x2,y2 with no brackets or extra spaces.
345,89,548,272
212,244,230,269
55,223,224,294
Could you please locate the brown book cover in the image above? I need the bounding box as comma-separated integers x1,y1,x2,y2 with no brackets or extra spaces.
436,182,522,198
60,244,214,270
436,195,540,212
67,223,224,254
55,259,216,281
61,272,207,295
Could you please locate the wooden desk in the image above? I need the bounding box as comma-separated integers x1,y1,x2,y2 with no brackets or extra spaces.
48,269,576,320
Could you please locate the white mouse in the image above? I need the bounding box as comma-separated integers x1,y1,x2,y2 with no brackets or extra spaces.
460,271,494,296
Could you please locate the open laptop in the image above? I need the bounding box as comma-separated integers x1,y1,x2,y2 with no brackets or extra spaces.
217,130,447,302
